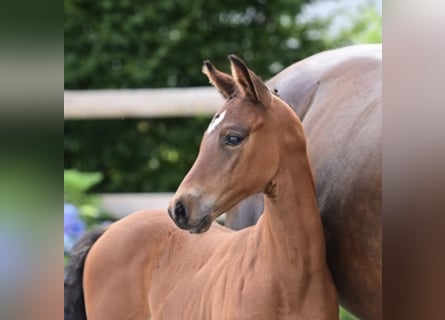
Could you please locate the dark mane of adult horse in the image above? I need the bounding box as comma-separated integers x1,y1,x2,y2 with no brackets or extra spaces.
224,44,381,319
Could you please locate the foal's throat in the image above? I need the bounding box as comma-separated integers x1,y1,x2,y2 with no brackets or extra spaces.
265,148,317,217
259,148,325,268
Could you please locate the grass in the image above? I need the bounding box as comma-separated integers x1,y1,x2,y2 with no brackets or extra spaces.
340,306,359,320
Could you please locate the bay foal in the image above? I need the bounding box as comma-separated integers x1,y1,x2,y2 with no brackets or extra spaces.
224,45,381,319
81,56,338,319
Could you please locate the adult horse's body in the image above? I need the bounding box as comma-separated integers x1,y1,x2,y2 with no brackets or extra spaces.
225,44,382,319
66,56,338,319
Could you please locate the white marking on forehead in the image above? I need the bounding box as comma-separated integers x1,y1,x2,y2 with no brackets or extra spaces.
206,110,227,134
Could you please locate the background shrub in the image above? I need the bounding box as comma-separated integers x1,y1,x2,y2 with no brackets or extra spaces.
64,0,333,192
64,0,381,194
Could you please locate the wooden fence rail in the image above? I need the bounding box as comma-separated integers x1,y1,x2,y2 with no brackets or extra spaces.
100,193,173,219
65,88,222,218
100,192,226,223
64,87,223,119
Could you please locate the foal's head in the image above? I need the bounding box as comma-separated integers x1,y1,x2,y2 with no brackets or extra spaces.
168,55,305,233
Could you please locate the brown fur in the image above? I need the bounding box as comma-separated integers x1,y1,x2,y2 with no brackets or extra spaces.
83,56,338,319
225,44,382,319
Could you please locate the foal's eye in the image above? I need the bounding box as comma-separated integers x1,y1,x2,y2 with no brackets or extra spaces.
224,135,244,146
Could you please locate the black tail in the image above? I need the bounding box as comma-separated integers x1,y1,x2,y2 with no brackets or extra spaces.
64,227,106,320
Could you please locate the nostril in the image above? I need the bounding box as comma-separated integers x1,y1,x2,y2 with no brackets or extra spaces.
174,201,187,223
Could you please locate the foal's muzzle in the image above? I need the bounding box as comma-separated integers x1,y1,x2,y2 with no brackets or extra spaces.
168,200,212,234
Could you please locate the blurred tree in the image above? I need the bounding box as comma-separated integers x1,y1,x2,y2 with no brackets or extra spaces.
64,117,210,192
338,6,382,44
64,0,380,193
299,2,382,47
64,0,330,193
65,0,328,89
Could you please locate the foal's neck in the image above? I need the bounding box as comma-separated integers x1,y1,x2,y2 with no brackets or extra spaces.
257,123,326,273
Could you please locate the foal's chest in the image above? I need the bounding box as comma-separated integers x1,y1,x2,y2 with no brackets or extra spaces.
153,260,298,320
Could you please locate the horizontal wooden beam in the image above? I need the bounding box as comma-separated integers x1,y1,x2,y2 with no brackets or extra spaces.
100,193,226,224
64,87,223,119
100,192,173,219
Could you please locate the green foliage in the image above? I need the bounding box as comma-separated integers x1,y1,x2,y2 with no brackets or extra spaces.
64,0,381,193
64,0,332,192
64,169,113,224
324,5,382,47
340,307,359,320
64,169,103,201
347,7,382,44
65,117,210,192
65,0,328,89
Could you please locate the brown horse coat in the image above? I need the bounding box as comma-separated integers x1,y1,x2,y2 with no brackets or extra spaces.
226,44,382,319
82,56,339,320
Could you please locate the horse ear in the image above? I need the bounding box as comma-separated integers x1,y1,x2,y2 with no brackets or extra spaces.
202,61,236,99
228,55,271,104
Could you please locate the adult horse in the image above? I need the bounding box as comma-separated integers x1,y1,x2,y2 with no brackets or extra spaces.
65,56,338,319
225,44,382,319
